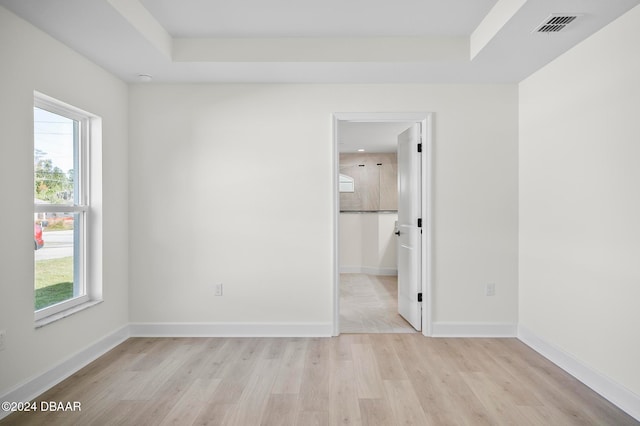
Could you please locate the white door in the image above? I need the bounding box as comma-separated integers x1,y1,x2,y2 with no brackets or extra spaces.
396,124,422,331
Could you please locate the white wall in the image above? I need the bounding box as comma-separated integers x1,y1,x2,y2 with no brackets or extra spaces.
519,4,640,397
0,7,129,395
340,212,398,275
128,83,518,327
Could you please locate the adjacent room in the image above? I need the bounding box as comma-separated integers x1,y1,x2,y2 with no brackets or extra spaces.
1,0,639,424
337,120,418,334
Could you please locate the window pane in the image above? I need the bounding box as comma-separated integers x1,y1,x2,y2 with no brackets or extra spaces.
34,107,78,205
34,213,82,311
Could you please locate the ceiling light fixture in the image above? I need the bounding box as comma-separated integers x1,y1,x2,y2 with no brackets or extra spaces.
137,74,153,82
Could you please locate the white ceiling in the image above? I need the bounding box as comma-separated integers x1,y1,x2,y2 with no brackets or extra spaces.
338,122,415,153
139,0,497,38
1,0,638,84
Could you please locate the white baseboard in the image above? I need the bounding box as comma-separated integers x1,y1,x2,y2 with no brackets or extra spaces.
340,266,397,276
431,322,517,337
129,322,333,337
518,326,640,422
0,325,129,421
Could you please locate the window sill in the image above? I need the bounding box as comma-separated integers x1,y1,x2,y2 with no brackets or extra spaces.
35,300,103,329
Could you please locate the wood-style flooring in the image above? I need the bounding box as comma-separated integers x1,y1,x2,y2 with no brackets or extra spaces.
1,334,636,425
340,273,416,334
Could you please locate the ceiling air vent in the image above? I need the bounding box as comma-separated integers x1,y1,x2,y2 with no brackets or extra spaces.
534,14,579,33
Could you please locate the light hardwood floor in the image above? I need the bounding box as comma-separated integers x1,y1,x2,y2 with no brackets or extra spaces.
1,335,636,425
340,273,416,333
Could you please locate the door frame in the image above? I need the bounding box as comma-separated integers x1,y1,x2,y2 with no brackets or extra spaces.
332,112,433,337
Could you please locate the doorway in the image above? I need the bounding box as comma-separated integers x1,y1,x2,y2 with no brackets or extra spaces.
332,113,433,336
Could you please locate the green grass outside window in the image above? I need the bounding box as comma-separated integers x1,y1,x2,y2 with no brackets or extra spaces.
35,257,73,310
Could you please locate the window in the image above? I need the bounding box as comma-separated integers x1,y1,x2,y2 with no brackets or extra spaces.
339,174,355,193
33,94,98,321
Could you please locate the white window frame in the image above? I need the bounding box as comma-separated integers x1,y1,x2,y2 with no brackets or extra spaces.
34,93,98,322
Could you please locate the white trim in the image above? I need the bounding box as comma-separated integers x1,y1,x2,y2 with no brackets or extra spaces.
339,266,397,276
332,112,433,337
333,114,340,336
34,205,88,213
421,113,433,337
129,322,333,338
518,326,640,421
35,300,103,329
332,112,431,122
431,322,517,337
0,325,128,420
33,91,98,122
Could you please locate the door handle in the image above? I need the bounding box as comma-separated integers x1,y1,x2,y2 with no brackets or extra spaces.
395,231,400,236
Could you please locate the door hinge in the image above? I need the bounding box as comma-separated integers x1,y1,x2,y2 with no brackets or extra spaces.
417,218,422,228
417,143,422,153
418,293,423,302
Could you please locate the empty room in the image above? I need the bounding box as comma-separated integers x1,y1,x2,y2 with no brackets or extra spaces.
0,0,639,424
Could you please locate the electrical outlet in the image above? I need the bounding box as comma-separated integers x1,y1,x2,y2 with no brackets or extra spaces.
0,330,6,351
215,283,223,296
485,283,496,297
